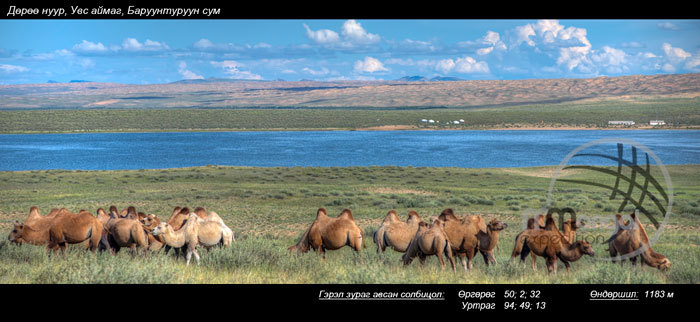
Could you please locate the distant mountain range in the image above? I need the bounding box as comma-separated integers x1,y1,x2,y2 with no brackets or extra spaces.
395,76,465,82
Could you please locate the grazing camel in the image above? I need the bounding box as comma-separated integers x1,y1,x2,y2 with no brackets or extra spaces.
47,209,105,255
437,208,485,271
374,210,424,253
402,219,456,272
153,213,232,265
103,206,148,255
7,206,62,246
288,208,365,260
475,218,508,266
511,217,595,274
607,213,670,270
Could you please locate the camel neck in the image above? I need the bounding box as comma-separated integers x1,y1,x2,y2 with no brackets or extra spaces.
162,227,186,247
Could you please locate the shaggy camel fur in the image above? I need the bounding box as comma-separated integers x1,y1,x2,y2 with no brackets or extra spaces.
153,213,232,265
511,217,595,274
103,206,148,255
475,218,508,266
47,209,104,254
607,213,670,270
163,207,191,256
402,219,456,272
374,210,424,253
8,206,62,246
437,208,486,271
288,208,365,259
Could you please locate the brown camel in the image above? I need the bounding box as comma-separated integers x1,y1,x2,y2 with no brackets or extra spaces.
103,206,148,255
7,206,63,246
515,214,580,270
511,217,595,274
47,209,104,255
153,213,233,265
437,208,485,271
374,210,424,253
288,208,365,260
402,219,456,272
607,213,670,270
140,214,165,251
476,218,508,266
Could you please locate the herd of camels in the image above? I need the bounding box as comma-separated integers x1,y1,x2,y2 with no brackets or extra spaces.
7,205,670,273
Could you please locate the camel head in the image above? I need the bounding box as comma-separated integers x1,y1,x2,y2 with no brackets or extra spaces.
151,222,169,236
575,241,595,257
654,257,671,271
487,218,507,232
7,221,24,244
140,214,160,229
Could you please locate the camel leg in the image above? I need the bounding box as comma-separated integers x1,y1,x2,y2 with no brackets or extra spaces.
546,257,556,275
193,248,201,266
446,249,456,272
466,249,475,271
437,249,446,270
458,253,468,271
186,248,193,266
531,254,537,271
481,251,490,266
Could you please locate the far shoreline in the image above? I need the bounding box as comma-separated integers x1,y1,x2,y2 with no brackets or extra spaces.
1,125,698,135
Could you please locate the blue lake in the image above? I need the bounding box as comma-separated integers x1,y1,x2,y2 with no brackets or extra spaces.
0,130,698,171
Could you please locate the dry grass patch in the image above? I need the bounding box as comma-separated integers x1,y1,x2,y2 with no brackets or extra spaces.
363,187,436,196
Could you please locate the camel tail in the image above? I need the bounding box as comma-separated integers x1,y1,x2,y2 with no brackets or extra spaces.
511,232,527,259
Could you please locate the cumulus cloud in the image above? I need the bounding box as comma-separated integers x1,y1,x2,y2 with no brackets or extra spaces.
353,56,388,73
0,64,28,73
121,38,170,52
211,60,262,80
435,56,489,74
657,22,679,30
302,66,330,76
177,61,203,80
662,43,691,64
72,40,110,54
303,24,339,44
341,20,380,44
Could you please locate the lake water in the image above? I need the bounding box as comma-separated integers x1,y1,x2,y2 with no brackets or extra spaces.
0,130,698,171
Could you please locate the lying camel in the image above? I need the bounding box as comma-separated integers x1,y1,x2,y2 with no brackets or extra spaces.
374,210,424,253
103,205,148,255
47,209,104,254
8,206,62,246
607,213,670,270
511,217,595,274
475,218,507,266
402,219,456,272
288,208,365,260
437,208,485,271
153,213,232,265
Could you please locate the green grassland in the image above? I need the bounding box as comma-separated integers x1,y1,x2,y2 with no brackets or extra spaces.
1,97,699,133
1,164,698,284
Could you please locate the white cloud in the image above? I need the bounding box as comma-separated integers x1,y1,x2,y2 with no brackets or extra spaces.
657,22,679,30
384,58,415,66
353,57,388,73
303,24,340,44
662,43,691,64
193,38,215,49
0,64,28,73
72,40,109,53
435,57,489,74
210,60,262,80
592,46,627,66
341,20,380,44
435,59,455,74
121,38,170,52
302,67,329,76
177,61,203,80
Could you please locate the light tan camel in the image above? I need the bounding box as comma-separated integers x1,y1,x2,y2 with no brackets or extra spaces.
607,213,670,270
374,210,424,253
402,218,456,272
437,208,485,271
153,213,232,265
140,214,165,251
288,208,365,260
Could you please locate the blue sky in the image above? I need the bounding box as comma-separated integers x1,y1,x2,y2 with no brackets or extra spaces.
1,19,699,84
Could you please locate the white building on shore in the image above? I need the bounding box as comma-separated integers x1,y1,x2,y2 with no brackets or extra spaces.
649,120,666,126
608,120,635,126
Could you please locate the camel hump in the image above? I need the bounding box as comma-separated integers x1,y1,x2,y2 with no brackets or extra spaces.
338,209,354,220
179,207,190,215
194,207,207,218
438,208,458,221
527,218,536,229
315,208,327,219
29,206,40,215
407,210,422,223
97,208,106,215
383,210,399,223
538,214,545,227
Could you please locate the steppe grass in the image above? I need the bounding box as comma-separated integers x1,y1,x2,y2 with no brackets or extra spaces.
0,165,698,283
